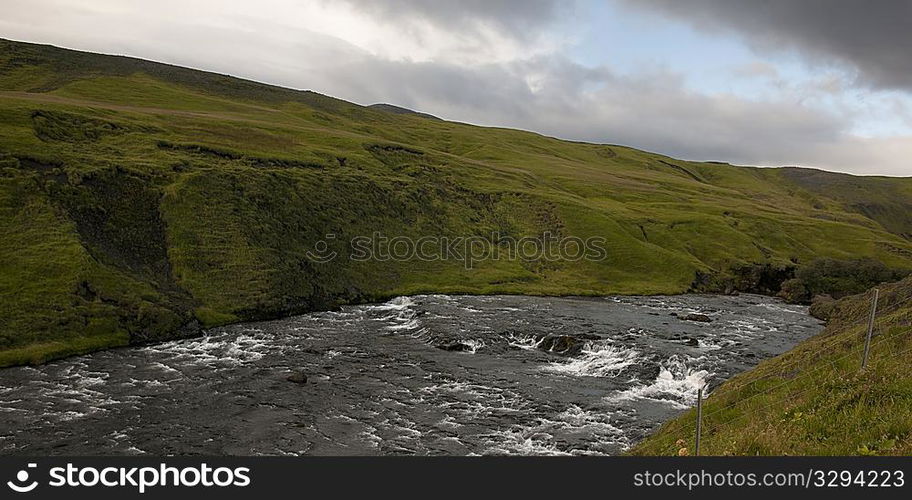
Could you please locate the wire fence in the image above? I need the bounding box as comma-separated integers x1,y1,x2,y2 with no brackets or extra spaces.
648,288,912,455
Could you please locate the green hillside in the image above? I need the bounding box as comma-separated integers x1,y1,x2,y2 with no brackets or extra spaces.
1,38,911,366
630,276,912,456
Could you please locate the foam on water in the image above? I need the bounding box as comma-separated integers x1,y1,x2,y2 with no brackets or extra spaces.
377,296,423,335
608,355,710,409
460,339,485,353
759,302,805,314
150,333,275,368
482,429,572,456
482,404,628,455
543,342,639,377
506,334,543,350
374,296,415,311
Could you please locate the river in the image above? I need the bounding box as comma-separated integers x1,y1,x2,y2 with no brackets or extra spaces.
0,293,821,455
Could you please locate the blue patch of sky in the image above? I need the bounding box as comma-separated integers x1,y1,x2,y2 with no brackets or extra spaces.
559,0,912,137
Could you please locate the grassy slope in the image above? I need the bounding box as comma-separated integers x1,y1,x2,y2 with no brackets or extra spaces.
631,276,912,455
1,38,911,366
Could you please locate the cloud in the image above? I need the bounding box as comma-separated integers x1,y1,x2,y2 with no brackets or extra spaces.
0,0,909,176
333,0,568,39
0,0,574,66
620,0,912,93
730,61,779,80
306,0,577,64
296,54,912,175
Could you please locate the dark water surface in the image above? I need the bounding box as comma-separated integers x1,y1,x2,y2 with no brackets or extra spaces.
0,294,821,455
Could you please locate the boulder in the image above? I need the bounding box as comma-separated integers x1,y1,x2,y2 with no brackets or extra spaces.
286,371,308,384
536,334,597,356
682,313,712,323
436,341,473,352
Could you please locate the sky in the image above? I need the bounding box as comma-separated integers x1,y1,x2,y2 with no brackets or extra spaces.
1,0,911,176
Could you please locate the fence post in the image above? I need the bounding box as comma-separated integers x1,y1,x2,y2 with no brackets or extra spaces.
694,385,703,456
861,288,879,370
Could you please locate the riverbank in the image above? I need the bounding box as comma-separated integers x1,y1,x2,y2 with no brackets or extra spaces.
0,287,800,368
629,276,912,455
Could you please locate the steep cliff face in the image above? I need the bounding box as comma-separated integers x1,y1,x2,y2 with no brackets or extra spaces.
2,39,912,366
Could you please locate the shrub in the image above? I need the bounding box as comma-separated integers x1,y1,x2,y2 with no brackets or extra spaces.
808,294,837,321
797,258,908,298
781,258,909,304
778,278,811,304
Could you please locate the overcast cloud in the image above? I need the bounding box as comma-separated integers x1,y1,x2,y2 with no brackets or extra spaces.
622,0,912,92
0,0,910,176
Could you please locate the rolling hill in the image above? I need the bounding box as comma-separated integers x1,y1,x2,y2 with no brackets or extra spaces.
1,38,911,366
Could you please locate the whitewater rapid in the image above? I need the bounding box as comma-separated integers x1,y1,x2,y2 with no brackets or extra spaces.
0,294,821,455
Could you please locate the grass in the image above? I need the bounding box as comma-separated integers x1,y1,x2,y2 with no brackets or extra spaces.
0,331,130,367
1,38,912,366
629,276,912,456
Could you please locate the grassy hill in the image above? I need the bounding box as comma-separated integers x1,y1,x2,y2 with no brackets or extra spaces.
630,276,912,455
367,103,441,120
1,38,912,366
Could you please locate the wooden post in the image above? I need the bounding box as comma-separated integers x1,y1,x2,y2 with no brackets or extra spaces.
862,288,879,370
695,385,703,456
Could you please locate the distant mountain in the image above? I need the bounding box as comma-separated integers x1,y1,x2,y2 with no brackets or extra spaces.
367,103,441,120
781,167,912,240
1,38,911,366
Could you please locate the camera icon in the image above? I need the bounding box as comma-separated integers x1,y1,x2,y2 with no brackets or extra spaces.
306,234,338,264
7,463,38,493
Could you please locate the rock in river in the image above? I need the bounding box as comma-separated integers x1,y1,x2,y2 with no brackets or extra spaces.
537,334,600,356
681,313,713,323
436,341,475,352
286,371,308,384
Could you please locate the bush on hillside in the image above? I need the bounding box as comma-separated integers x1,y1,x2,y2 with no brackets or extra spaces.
808,294,837,321
779,258,909,304
778,278,811,304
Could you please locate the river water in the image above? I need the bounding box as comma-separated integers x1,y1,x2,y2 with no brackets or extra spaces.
0,294,821,455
